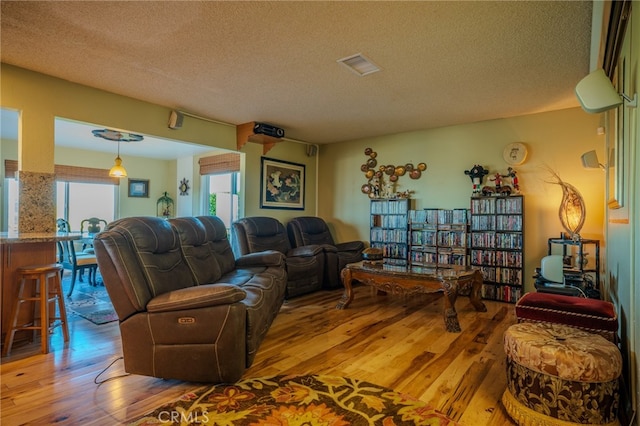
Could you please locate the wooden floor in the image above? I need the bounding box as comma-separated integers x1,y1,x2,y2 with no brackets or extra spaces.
1,285,517,425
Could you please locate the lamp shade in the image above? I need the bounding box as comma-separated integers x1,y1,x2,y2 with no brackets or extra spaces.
558,181,586,239
109,156,127,178
575,69,622,113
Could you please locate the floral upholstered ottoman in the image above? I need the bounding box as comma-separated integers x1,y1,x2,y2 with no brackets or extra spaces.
502,322,621,425
515,292,618,343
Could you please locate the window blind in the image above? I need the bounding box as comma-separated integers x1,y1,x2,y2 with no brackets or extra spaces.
198,153,240,175
4,160,120,185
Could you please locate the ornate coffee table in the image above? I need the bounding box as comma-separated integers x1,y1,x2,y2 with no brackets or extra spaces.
336,261,487,332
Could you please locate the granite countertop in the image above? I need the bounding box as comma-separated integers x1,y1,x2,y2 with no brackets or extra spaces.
0,232,82,244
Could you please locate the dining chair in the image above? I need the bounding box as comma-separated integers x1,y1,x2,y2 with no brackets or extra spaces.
57,218,71,232
80,217,108,252
57,237,99,297
80,217,108,234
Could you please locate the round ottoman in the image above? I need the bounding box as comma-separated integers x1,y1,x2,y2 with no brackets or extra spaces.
502,322,621,425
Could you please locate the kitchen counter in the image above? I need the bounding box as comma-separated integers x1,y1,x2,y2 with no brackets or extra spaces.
0,231,81,244
1,232,82,352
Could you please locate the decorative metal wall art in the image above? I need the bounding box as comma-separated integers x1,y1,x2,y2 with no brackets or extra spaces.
179,178,190,196
360,148,425,198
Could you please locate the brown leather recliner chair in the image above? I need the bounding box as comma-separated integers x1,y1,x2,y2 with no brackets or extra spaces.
232,216,324,298
287,216,364,289
93,216,286,383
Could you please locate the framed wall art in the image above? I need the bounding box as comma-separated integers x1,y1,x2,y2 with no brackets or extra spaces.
260,157,305,210
128,178,149,198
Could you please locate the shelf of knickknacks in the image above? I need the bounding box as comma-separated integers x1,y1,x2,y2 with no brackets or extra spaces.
464,164,520,196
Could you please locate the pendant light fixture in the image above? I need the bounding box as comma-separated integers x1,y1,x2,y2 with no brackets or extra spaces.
92,129,144,178
109,140,127,178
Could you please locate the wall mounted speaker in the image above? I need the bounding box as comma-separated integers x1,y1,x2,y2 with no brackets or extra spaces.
575,69,622,113
581,150,603,169
306,144,318,157
168,110,184,129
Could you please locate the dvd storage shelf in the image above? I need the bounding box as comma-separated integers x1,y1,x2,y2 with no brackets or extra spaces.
370,198,412,266
408,208,469,268
470,195,524,303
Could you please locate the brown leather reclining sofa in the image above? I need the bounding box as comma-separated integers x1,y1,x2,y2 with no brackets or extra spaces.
93,215,287,383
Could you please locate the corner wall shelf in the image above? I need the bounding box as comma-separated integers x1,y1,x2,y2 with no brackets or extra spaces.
237,122,282,155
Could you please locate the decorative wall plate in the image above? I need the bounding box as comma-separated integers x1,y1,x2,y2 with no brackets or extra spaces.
503,142,528,165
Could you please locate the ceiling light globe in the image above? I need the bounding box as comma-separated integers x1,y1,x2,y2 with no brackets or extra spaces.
109,156,127,178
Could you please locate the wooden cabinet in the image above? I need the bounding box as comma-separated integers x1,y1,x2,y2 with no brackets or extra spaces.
1,241,57,344
408,208,469,268
369,198,412,266
469,195,524,303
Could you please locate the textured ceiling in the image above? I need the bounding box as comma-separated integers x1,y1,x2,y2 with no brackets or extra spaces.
1,1,593,145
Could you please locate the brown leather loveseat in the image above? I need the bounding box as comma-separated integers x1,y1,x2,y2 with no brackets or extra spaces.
232,216,325,298
93,215,287,383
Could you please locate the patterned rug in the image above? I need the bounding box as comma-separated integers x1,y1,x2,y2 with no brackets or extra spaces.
128,374,459,425
69,306,118,325
62,272,118,325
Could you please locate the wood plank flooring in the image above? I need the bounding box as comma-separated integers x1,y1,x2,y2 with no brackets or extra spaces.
1,285,517,425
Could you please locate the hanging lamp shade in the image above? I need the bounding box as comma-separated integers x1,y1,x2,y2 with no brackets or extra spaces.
109,155,127,177
92,128,142,179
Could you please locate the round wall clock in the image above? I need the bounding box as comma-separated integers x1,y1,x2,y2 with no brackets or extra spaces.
503,142,528,165
179,178,190,196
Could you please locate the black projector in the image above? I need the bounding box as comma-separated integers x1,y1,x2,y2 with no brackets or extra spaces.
253,122,285,138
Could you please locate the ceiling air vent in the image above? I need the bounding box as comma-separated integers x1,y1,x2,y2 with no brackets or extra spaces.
337,53,381,76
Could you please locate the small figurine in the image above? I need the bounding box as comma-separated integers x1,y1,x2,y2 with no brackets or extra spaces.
503,167,520,192
464,165,489,194
490,173,503,190
369,175,381,198
383,180,395,198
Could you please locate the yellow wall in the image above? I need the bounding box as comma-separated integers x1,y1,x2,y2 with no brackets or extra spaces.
0,64,318,226
318,107,605,294
55,146,176,217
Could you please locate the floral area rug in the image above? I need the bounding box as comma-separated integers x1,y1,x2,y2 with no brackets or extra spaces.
62,271,118,325
128,374,460,425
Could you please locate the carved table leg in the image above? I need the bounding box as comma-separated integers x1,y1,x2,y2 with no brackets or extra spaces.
336,268,353,309
469,270,488,312
441,279,461,333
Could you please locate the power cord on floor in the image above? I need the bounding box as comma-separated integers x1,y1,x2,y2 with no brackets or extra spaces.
94,356,129,385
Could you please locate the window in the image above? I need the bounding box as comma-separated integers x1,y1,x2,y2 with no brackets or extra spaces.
202,172,239,230
198,152,242,230
5,178,19,233
56,182,116,231
4,159,118,232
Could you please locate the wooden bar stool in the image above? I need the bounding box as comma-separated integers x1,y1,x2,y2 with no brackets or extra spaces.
2,264,69,357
